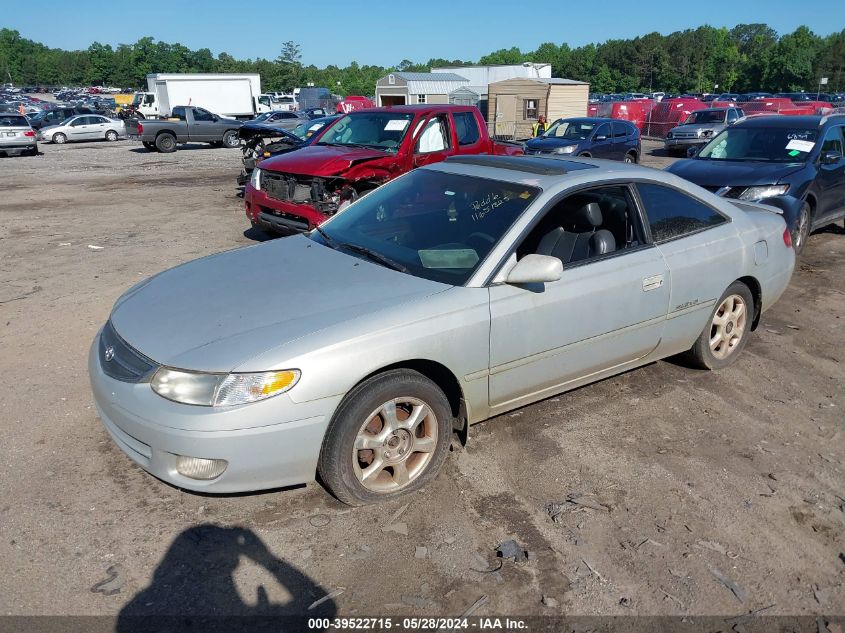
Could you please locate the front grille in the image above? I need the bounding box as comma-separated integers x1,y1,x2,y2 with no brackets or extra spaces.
674,132,700,139
263,172,315,203
99,321,158,383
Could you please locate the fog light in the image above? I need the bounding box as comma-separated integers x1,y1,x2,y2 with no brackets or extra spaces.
175,455,228,480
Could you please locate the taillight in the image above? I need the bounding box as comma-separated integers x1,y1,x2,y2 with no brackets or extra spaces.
23,130,35,137
137,123,143,135
783,227,793,248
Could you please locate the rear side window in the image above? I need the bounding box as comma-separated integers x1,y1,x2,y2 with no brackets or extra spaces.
637,183,727,243
612,121,628,138
453,111,480,145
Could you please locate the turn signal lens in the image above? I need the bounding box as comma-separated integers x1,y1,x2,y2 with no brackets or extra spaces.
214,370,300,407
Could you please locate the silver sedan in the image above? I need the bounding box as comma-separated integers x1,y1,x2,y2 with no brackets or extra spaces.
89,156,795,505
39,114,124,144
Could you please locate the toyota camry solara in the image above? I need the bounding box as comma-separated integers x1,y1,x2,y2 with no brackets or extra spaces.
90,155,795,505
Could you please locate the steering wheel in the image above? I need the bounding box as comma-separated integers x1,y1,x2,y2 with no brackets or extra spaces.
467,232,496,251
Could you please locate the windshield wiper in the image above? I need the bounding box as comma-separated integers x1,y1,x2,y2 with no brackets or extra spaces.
339,243,408,273
312,225,340,249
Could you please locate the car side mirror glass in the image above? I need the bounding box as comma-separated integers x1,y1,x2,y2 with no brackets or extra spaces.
506,254,563,285
821,150,842,165
687,146,700,157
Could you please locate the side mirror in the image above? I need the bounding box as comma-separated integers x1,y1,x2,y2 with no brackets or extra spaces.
506,254,562,285
212,115,219,122
821,150,842,165
686,146,700,158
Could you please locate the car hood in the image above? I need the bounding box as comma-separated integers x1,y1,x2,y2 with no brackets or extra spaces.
670,122,726,134
259,144,392,176
109,235,447,372
524,137,579,151
39,124,61,133
667,158,806,187
238,123,304,143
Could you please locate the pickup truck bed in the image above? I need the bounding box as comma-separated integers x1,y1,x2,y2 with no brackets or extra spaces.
244,105,523,234
138,105,243,153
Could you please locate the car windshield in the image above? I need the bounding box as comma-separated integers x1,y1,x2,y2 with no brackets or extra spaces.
0,115,28,127
685,111,726,124
310,169,540,285
698,127,819,162
543,120,594,140
315,112,413,151
253,112,273,122
292,118,333,140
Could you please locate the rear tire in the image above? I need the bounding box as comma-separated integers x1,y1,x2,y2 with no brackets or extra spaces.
684,281,754,370
624,151,637,164
155,133,177,153
222,130,240,148
53,132,66,144
318,369,453,506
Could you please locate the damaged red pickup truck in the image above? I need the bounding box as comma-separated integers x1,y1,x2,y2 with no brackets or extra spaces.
244,105,524,234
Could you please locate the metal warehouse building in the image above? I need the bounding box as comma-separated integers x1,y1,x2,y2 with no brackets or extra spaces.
488,77,590,139
375,72,469,107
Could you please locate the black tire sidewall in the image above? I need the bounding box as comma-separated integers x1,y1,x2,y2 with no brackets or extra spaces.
156,134,176,153
223,131,239,148
318,370,453,505
691,281,755,370
791,203,811,257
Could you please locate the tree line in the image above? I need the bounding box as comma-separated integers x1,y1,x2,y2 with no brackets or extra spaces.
1,24,843,96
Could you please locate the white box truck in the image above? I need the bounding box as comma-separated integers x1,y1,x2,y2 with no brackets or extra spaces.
131,73,279,119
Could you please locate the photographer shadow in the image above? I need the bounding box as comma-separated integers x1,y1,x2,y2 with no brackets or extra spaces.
117,524,336,633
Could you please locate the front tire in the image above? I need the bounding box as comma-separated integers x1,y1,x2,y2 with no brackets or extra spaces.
155,133,177,153
53,132,66,144
318,369,453,506
222,130,240,148
791,202,811,257
624,151,637,164
685,282,754,370
105,130,119,142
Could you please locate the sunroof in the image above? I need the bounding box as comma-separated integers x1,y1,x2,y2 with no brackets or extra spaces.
445,155,596,175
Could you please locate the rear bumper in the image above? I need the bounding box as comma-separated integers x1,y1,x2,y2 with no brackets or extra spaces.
244,184,328,233
0,140,37,154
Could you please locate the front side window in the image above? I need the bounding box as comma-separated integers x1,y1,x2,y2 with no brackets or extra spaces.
312,170,540,285
453,111,480,145
637,183,727,243
415,115,450,154
316,112,413,151
523,99,538,120
258,96,270,107
820,126,844,155
193,108,215,122
516,186,643,266
593,123,611,140
699,126,819,162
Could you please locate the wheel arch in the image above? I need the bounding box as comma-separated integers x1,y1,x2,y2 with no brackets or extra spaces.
353,359,468,442
736,275,762,331
155,129,177,139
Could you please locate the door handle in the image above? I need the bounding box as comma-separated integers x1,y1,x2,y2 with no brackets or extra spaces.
642,274,664,291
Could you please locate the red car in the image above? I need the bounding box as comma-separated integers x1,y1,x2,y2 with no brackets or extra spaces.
244,105,523,234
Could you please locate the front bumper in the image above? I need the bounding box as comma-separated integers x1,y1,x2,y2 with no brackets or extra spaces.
89,333,340,493
244,184,329,234
664,137,707,149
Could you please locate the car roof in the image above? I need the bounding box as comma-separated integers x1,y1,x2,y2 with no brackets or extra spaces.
555,117,619,124
735,115,833,128
351,104,478,115
427,154,662,188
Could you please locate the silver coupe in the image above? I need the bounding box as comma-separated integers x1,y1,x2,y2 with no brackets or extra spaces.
89,156,795,505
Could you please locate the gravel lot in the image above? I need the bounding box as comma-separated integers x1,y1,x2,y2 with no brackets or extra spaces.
0,135,843,626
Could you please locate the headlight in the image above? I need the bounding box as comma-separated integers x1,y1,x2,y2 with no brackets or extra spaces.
701,129,714,137
738,184,790,201
666,132,674,139
250,167,262,191
150,368,300,407
557,145,576,154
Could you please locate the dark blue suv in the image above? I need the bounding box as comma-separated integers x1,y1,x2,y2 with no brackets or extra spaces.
667,114,845,254
524,117,641,163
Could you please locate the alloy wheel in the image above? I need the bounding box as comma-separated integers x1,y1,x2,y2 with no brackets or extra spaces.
709,294,747,360
352,397,438,493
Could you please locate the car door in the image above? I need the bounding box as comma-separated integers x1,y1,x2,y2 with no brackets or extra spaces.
635,182,743,356
588,122,613,158
487,184,670,413
188,108,218,142
816,125,845,220
89,115,108,139
412,113,456,168
66,116,90,140
611,121,630,159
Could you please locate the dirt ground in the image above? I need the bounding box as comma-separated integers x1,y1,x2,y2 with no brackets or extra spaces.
0,132,843,627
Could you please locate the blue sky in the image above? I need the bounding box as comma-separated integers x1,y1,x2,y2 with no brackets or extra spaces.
4,0,844,67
